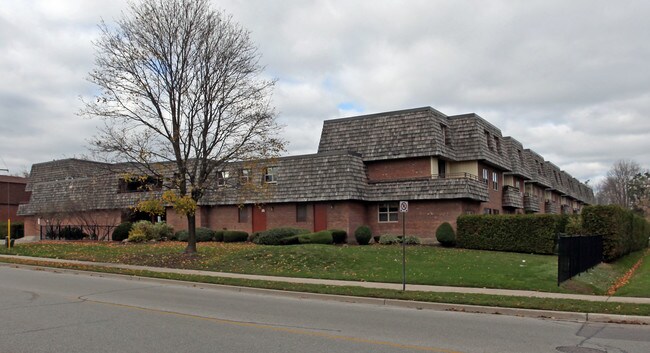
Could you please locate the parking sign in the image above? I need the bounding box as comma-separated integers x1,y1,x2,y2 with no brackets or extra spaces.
399,201,408,213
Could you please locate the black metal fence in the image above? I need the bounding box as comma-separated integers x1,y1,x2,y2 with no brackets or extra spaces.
557,235,603,285
40,225,117,241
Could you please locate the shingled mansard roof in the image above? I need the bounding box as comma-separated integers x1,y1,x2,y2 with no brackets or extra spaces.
19,106,594,216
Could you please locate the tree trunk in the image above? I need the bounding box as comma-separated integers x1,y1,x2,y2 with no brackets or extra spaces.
184,214,197,254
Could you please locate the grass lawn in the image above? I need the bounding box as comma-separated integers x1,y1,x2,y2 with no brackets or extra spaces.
2,241,562,292
563,250,649,297
615,249,650,297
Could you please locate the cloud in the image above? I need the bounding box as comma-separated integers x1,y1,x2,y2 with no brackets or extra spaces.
1,0,649,186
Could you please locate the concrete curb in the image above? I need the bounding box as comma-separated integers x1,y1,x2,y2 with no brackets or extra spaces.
2,260,648,325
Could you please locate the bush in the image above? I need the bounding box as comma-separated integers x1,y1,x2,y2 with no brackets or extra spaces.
378,234,421,245
214,230,225,242
253,227,310,245
60,226,86,240
378,235,400,245
436,222,456,247
354,225,372,245
298,230,333,244
565,215,583,235
456,214,566,254
330,229,347,244
0,222,24,239
151,222,174,240
223,230,248,243
112,222,132,242
128,221,153,242
582,205,650,262
174,227,216,242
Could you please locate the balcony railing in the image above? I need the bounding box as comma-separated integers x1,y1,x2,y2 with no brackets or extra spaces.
524,194,540,213
503,185,523,208
431,172,480,181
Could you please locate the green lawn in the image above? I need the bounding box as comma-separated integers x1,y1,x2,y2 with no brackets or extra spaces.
615,249,650,297
2,241,647,296
1,241,562,292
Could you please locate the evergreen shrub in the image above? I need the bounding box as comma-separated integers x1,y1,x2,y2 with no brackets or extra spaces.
456,214,565,254
354,225,372,245
112,222,132,242
435,222,456,247
582,205,650,262
223,230,248,243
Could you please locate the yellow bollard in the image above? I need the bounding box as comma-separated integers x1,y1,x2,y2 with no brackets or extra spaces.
6,218,10,250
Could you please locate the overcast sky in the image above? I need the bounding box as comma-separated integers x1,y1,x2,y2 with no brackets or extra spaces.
1,0,649,186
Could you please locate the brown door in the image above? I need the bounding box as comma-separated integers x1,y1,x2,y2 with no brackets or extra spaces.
314,203,328,231
252,206,267,233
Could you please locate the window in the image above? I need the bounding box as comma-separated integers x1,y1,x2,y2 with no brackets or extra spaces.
485,130,492,150
238,206,248,223
483,208,492,215
296,204,307,222
492,172,499,190
515,179,521,190
239,169,250,184
217,171,229,186
494,136,501,154
378,202,398,222
493,209,500,215
440,124,450,146
482,168,489,184
517,149,523,164
264,167,276,183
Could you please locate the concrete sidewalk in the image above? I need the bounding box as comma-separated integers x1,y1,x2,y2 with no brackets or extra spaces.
2,254,649,305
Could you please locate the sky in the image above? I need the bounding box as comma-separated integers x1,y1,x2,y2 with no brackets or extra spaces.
1,0,649,186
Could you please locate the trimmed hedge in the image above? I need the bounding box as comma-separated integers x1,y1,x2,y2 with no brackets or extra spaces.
330,229,347,244
223,230,248,243
0,222,24,239
214,230,225,242
435,222,456,247
354,225,372,245
112,222,132,242
582,205,650,262
298,230,333,244
457,214,567,254
253,227,310,245
175,227,216,242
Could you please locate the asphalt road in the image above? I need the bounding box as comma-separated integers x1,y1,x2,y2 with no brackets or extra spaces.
1,264,649,353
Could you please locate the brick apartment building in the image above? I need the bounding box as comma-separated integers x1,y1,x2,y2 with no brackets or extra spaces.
0,175,31,223
18,107,595,240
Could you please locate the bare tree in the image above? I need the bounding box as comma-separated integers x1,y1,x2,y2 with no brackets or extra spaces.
596,160,642,208
83,0,284,253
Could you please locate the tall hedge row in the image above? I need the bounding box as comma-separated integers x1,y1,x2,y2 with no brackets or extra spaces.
457,214,567,254
581,205,649,262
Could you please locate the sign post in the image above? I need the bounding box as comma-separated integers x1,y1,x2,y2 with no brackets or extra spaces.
399,201,408,291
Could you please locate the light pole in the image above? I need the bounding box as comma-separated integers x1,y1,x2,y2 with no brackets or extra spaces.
0,168,9,248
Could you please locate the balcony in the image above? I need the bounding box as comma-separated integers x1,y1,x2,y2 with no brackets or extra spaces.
524,194,540,213
367,173,488,202
545,200,559,214
503,185,523,209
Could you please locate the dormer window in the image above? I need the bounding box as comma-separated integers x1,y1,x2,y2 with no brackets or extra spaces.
441,124,450,146
264,167,276,183
485,130,493,150
217,171,229,186
239,169,250,184
494,136,501,154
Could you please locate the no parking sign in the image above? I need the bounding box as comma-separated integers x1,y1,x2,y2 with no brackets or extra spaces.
399,201,408,213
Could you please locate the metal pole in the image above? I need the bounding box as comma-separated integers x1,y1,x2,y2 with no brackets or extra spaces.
402,212,406,291
1,168,8,249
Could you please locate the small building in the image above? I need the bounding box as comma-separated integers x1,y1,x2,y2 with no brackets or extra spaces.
18,107,595,240
0,175,31,223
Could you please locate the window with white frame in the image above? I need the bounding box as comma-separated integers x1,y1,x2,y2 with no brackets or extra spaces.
217,170,229,186
239,169,250,184
482,168,489,184
492,172,499,190
264,167,276,183
378,202,399,222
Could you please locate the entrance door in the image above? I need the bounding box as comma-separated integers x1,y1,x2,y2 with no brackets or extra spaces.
252,206,267,233
314,204,328,231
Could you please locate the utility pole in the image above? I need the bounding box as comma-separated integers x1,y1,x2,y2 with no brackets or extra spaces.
0,168,9,249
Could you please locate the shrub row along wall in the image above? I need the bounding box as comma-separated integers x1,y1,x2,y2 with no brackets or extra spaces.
457,214,567,254
581,205,650,262
0,222,24,239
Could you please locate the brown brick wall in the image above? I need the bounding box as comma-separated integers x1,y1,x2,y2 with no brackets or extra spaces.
366,157,431,181
366,200,468,239
22,210,122,237
1,180,31,223
478,162,503,214
267,203,314,230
